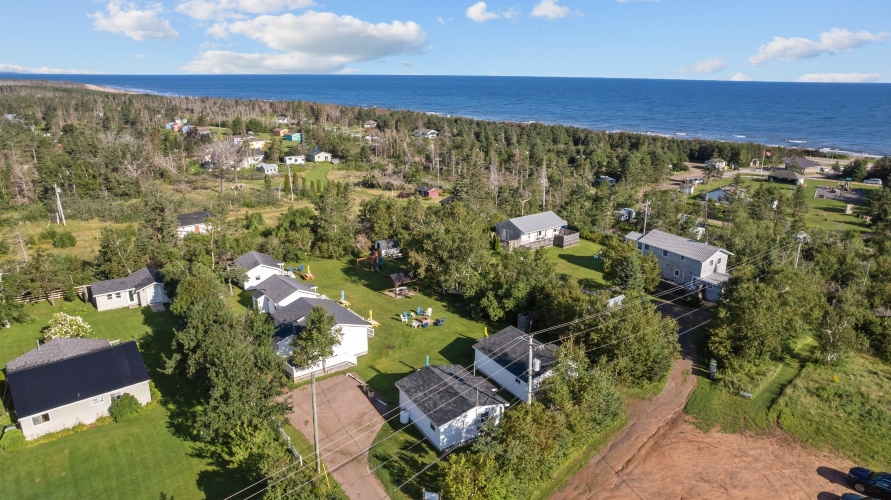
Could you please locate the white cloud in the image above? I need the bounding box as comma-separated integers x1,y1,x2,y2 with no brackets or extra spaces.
91,0,179,41
134,53,147,58
730,72,754,81
185,11,426,74
678,57,726,74
175,0,315,21
749,28,889,65
0,63,101,74
531,0,570,19
466,2,501,22
798,72,881,83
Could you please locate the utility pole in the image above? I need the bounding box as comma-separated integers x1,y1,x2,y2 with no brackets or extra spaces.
288,164,294,204
526,335,533,404
311,372,321,474
540,159,548,211
641,199,651,235
54,183,66,226
794,231,809,269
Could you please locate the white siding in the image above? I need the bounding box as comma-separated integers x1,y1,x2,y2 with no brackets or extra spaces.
92,290,133,312
176,223,207,238
283,324,369,380
242,265,289,291
18,380,151,440
474,350,552,403
398,390,505,451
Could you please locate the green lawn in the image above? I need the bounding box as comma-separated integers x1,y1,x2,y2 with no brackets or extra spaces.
303,164,333,189
543,239,607,289
0,301,252,499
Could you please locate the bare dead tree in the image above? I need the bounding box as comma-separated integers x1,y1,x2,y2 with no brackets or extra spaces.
210,140,240,193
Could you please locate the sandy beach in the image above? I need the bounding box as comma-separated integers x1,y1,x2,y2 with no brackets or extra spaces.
83,83,136,94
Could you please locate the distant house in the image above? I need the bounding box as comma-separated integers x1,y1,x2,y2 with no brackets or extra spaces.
275,115,290,124
705,158,728,170
784,157,822,173
625,229,732,301
6,341,151,440
269,297,371,381
176,210,213,238
284,133,302,142
614,208,636,221
595,175,617,187
256,163,278,175
187,126,211,138
234,251,292,291
395,364,508,451
413,128,439,139
374,239,400,257
363,120,378,129
706,187,739,205
308,151,332,163
247,137,266,149
171,123,183,132
767,169,805,185
253,274,320,313
231,135,246,144
284,155,305,165
473,326,558,403
439,195,456,206
90,267,168,312
495,211,578,251
416,186,440,199
272,128,288,137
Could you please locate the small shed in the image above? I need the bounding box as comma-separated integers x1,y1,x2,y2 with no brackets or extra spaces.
272,128,288,137
417,186,440,199
284,132,302,142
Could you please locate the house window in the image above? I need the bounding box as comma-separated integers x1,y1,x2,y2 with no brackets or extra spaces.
255,275,261,281
430,422,437,432
110,391,123,401
644,244,650,250
718,258,722,264
478,410,492,425
115,292,121,299
662,250,669,257
674,270,680,277
709,260,714,266
637,243,642,250
515,377,522,385
106,294,112,300
680,256,686,261
31,413,50,426
91,395,105,406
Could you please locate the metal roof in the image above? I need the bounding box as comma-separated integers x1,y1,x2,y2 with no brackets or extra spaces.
394,365,507,426
7,341,149,417
499,211,567,235
626,229,730,263
6,338,111,373
473,326,558,380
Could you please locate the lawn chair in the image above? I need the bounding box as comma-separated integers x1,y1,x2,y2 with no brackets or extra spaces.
434,318,445,327
421,322,429,328
398,313,407,323
426,307,433,317
417,306,424,315
296,265,304,273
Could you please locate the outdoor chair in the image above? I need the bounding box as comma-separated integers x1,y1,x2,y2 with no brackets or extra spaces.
434,318,445,327
426,307,433,316
417,306,424,315
296,265,304,272
398,313,407,323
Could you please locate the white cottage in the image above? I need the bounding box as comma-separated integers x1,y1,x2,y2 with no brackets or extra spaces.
284,155,306,165
269,298,372,381
176,211,213,238
90,267,168,312
473,326,558,403
395,364,508,451
494,211,578,251
234,251,292,291
252,274,320,313
6,341,151,440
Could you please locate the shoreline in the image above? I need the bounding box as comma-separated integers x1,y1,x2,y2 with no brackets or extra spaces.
83,83,137,94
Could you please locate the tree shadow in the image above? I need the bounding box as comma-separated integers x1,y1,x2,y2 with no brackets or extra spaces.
816,493,840,500
438,336,478,366
235,289,254,309
369,421,442,499
817,466,850,488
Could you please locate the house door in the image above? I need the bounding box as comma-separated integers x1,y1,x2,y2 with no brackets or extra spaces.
128,290,135,303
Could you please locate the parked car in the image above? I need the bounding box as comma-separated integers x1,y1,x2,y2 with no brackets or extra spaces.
848,467,891,498
691,178,704,185
863,178,883,186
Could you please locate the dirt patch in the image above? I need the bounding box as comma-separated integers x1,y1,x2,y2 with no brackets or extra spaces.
592,415,856,500
286,374,390,499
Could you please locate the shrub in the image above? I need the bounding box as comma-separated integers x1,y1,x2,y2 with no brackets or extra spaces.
0,429,25,451
109,393,141,422
52,231,76,248
0,239,8,254
43,312,93,342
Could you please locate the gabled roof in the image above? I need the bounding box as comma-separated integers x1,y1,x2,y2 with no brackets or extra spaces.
6,338,111,373
626,229,731,263
768,169,805,181
255,275,317,304
176,210,212,226
395,365,507,426
499,211,567,235
7,341,149,417
784,157,822,169
414,128,438,135
417,186,438,192
375,239,399,251
234,251,283,270
257,163,277,170
91,267,163,296
474,326,558,380
270,297,369,329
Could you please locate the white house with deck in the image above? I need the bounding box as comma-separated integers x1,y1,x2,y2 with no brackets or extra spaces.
494,211,579,251
6,340,151,440
473,326,558,403
625,229,732,301
90,267,168,312
395,364,508,451
269,298,372,381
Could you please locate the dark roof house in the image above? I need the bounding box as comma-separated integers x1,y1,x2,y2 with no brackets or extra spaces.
253,275,318,305
270,297,369,330
474,326,558,381
176,210,213,227
235,251,283,271
768,169,805,185
6,338,111,373
395,364,507,427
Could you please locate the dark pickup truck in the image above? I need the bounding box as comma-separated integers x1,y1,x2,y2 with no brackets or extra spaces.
849,467,891,499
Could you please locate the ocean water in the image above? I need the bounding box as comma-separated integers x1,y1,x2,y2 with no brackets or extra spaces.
3,74,890,155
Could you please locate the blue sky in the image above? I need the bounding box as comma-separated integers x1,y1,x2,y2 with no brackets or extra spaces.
1,0,889,82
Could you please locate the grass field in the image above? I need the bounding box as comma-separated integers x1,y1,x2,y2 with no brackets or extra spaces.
543,239,607,289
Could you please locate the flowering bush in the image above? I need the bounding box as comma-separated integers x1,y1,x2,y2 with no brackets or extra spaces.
43,312,93,342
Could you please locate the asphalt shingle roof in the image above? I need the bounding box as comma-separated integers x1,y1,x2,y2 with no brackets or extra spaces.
501,211,567,235
234,251,283,271
91,267,162,296
395,365,507,426
473,326,559,380
7,341,149,417
768,169,805,181
6,339,111,373
176,211,212,226
269,297,369,329
626,229,730,263
784,157,822,170
255,275,317,304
